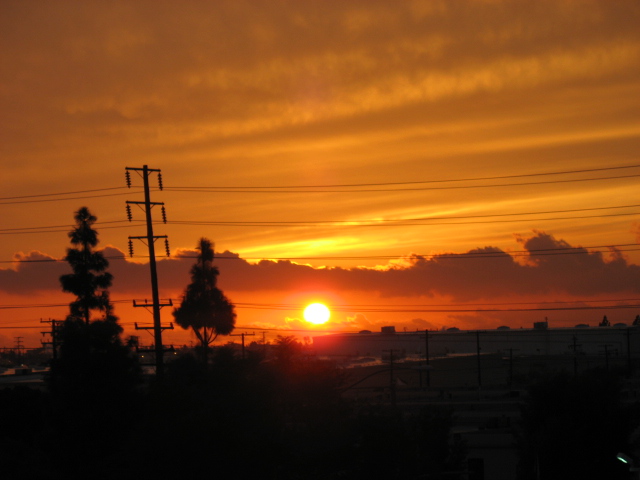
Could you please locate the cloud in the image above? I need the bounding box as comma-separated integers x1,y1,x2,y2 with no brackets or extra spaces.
175,232,640,302
0,251,66,295
410,318,439,331
3,0,639,159
2,232,639,305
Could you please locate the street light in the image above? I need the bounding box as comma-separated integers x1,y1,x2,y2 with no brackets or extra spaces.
617,452,640,479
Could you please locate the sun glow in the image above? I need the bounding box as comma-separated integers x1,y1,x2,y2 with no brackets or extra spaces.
303,302,331,325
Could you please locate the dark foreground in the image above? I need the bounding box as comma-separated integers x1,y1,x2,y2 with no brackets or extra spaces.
0,350,638,480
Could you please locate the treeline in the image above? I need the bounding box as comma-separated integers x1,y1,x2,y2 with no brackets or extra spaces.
0,345,467,480
2,349,638,480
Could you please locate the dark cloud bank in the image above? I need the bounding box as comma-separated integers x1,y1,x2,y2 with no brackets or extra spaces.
1,232,638,302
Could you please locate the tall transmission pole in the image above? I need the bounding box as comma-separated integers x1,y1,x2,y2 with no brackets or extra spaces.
125,165,173,377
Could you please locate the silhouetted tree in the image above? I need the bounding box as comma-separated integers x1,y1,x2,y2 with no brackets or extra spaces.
634,315,640,326
599,315,610,327
173,238,236,362
50,314,139,399
59,207,113,324
273,334,304,365
48,207,140,477
53,208,139,393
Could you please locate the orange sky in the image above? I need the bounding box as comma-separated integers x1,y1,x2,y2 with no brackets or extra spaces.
2,1,640,348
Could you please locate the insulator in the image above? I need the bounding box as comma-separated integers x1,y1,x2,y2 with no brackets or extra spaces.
125,170,131,188
164,238,170,257
128,239,134,257
161,205,167,224
126,204,132,222
157,172,163,190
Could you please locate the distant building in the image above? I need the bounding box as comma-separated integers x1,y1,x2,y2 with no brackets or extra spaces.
312,323,640,359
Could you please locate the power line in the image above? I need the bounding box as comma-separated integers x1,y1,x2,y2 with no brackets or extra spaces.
0,220,144,234
3,164,639,204
3,297,640,312
0,187,128,201
2,242,639,264
170,202,640,224
168,211,640,227
0,209,636,234
0,190,143,205
165,164,640,189
164,173,640,193
3,203,639,234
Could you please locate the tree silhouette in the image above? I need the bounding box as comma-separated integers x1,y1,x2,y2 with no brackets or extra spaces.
59,207,113,324
173,238,236,362
53,207,138,393
273,335,304,365
49,208,140,476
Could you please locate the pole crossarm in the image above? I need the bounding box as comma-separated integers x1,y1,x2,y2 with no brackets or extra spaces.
134,322,174,331
129,235,168,241
126,200,165,207
126,166,161,173
133,298,173,308
133,299,174,307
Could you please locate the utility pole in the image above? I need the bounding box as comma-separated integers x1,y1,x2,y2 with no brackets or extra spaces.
627,328,632,374
383,349,398,407
569,335,582,376
230,332,255,360
424,329,431,388
599,344,614,371
262,331,267,358
14,337,24,362
476,330,482,392
508,348,519,387
40,318,63,362
126,165,173,377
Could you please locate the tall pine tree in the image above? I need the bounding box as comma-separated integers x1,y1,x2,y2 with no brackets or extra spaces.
59,206,113,324
51,207,139,396
48,207,140,477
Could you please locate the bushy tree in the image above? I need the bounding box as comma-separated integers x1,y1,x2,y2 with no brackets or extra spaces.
173,238,236,361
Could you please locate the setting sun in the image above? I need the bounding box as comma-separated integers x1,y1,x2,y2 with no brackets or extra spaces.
303,303,331,325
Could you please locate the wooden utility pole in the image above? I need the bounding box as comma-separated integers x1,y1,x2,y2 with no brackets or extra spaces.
126,165,173,377
476,330,482,391
230,332,255,359
383,349,399,407
569,335,581,376
424,329,431,388
627,328,632,373
262,331,267,357
599,344,614,371
508,348,519,387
